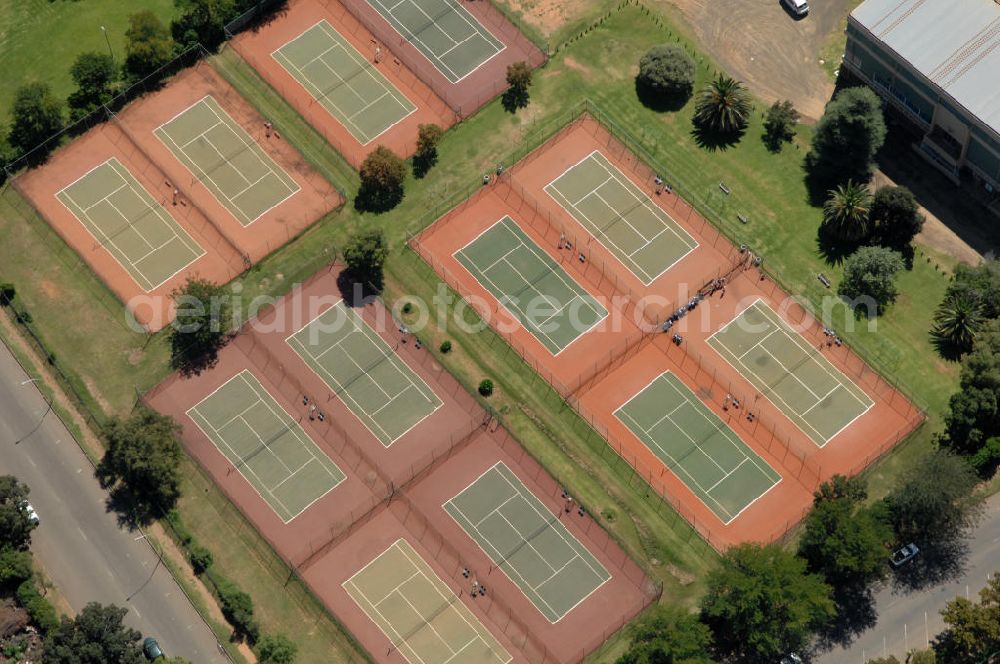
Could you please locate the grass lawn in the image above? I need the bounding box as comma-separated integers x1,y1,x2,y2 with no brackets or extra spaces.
0,2,963,661
0,0,176,116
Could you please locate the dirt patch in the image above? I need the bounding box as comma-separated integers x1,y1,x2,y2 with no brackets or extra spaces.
649,0,847,121
563,56,594,77
38,279,61,300
126,348,145,366
81,376,113,415
503,0,602,37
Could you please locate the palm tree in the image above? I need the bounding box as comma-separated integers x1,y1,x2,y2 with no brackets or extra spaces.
821,180,873,243
693,75,752,133
932,292,984,356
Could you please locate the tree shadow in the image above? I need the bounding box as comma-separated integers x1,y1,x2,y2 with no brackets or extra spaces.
101,484,155,529
634,77,689,113
169,339,223,378
412,150,437,179
501,88,529,113
890,538,970,593
242,1,290,34
336,270,381,304
815,223,861,266
929,331,966,362
691,122,745,152
812,585,880,652
353,182,403,213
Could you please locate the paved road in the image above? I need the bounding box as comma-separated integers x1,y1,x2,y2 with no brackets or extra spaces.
818,493,1000,662
0,340,226,663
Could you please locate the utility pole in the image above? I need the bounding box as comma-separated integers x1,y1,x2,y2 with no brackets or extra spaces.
101,25,115,62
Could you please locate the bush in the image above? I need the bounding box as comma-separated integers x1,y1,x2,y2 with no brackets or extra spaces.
870,185,924,249
502,62,533,112
17,578,59,633
439,340,452,354
636,44,695,108
762,100,799,151
838,246,904,315
256,633,298,664
189,544,213,575
808,86,886,186
0,283,15,306
216,576,259,643
478,379,493,397
356,147,406,213
413,123,444,178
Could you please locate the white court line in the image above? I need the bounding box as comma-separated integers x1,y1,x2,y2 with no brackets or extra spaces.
543,150,698,286
343,539,512,664
55,158,205,292
185,370,344,524
443,461,612,624
285,301,443,447
367,0,506,83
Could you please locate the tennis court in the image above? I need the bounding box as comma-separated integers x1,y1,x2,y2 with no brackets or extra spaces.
454,216,608,355
272,20,417,144
55,158,205,292
187,370,347,523
614,372,781,524
286,301,443,447
708,300,874,447
344,539,511,664
544,151,698,285
154,95,300,226
444,462,610,623
364,0,505,83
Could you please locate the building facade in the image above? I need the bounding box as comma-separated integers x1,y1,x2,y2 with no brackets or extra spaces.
843,0,1000,201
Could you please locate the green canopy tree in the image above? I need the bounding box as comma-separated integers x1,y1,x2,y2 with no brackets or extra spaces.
838,245,905,315
342,229,388,293
940,320,1000,466
356,146,406,212
169,277,232,375
808,86,886,186
7,82,64,161
42,603,145,664
257,633,298,664
870,185,924,249
934,573,1000,663
97,409,184,521
502,61,533,112
123,11,175,83
413,123,443,178
932,290,986,358
67,52,117,120
636,44,695,108
762,100,799,151
616,606,715,664
0,475,37,551
171,0,237,50
700,543,834,662
822,180,873,244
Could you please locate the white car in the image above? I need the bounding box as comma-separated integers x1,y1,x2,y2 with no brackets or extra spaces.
24,501,39,525
782,0,809,16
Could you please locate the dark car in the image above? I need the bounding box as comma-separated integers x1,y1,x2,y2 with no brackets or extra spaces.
142,637,164,661
890,543,920,568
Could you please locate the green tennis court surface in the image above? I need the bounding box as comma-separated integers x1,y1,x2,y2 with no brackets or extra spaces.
154,95,299,226
444,462,610,623
708,300,874,447
286,301,442,447
56,158,204,292
615,372,780,524
272,21,416,144
455,216,608,355
187,370,347,523
364,0,505,83
344,539,512,664
545,151,697,285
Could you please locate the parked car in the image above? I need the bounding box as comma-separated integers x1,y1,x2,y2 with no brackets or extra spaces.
781,654,803,664
142,637,163,661
23,501,39,525
781,0,809,16
890,543,920,568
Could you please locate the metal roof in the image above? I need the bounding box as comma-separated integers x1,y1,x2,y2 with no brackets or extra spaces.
851,0,1000,137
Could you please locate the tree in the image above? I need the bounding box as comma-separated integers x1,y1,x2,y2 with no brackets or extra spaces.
123,11,175,83
169,277,232,375
67,53,117,120
932,290,986,357
0,547,34,590
693,75,752,135
762,99,799,151
97,409,184,521
636,44,695,108
256,633,298,664
413,123,443,178
6,82,64,161
886,448,984,547
799,480,890,588
171,0,237,50
217,578,258,643
502,61,533,112
870,185,924,249
934,573,1000,663
812,473,867,506
0,476,37,551
940,321,1000,463
342,229,388,293
808,86,886,186
616,606,715,664
356,146,406,212
42,603,145,664
700,543,834,662
838,246,905,315
822,180,874,243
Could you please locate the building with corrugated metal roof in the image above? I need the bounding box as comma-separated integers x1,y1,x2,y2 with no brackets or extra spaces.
843,0,1000,200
